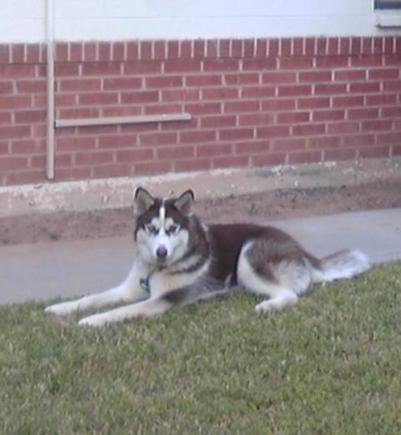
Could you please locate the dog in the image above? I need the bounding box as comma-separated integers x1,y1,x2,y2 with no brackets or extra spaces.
45,187,370,327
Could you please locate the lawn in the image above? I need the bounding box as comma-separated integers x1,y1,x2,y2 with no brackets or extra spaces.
1,263,401,434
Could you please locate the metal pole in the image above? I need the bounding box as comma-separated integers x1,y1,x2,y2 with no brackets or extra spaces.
46,0,55,180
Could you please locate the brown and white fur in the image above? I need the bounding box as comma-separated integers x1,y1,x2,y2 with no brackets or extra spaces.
45,188,370,327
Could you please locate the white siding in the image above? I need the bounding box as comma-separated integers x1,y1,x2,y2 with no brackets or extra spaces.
0,0,399,43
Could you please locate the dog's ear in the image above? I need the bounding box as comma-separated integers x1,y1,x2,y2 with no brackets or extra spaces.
174,190,194,215
134,187,155,215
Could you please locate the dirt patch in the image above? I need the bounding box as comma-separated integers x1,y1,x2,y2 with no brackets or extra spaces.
1,177,401,246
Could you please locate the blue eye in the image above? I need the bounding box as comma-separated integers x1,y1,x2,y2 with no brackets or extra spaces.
146,224,158,235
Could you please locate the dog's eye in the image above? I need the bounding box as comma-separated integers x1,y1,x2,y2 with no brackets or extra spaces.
167,224,180,235
146,224,158,235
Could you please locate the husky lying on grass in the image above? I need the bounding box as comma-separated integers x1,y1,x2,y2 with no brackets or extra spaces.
45,188,370,327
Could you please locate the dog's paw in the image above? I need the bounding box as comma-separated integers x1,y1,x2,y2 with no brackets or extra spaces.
255,300,276,313
78,314,107,327
45,301,79,316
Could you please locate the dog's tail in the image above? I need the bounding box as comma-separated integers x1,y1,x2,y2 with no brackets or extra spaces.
310,249,370,283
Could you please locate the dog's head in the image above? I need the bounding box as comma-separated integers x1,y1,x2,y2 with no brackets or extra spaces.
133,187,194,266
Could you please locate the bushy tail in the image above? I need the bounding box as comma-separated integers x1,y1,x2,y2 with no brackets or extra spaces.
311,249,370,283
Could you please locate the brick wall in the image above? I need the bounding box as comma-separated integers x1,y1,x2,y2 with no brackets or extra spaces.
0,36,401,186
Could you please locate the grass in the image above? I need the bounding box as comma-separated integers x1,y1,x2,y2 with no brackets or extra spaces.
1,263,401,434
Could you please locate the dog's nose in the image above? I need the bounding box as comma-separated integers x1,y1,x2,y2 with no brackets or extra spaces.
156,246,168,259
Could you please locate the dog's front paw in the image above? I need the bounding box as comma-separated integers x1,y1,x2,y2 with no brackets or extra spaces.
45,300,79,316
79,313,108,327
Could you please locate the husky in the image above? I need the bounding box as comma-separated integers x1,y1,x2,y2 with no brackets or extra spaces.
45,187,370,327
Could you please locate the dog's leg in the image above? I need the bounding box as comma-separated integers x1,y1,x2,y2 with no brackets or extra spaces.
237,243,300,312
45,262,148,316
78,297,172,327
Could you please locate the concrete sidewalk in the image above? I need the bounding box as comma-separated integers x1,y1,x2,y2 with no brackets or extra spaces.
1,208,400,306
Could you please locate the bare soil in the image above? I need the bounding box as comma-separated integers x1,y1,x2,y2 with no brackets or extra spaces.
1,178,401,246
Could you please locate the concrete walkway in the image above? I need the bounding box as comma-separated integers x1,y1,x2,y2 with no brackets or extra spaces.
1,208,401,306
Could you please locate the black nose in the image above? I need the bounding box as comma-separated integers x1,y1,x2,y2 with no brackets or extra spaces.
156,246,168,259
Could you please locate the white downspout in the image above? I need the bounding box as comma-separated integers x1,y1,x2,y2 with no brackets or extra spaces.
46,0,55,180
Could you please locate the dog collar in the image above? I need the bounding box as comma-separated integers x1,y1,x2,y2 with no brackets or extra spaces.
140,277,151,294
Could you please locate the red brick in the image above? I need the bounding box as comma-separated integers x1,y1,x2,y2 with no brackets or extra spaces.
16,80,46,93
202,87,238,100
0,156,29,170
161,89,199,102
242,58,277,71
332,96,364,108
268,39,279,56
0,125,31,139
350,56,383,67
358,145,390,158
193,40,205,59
180,40,192,58
146,76,183,88
175,159,212,172
219,39,231,58
382,106,401,117
12,44,25,63
224,100,259,113
334,70,366,81
361,120,393,131
243,39,255,57
203,59,239,72
299,71,332,82
315,57,348,68
206,40,219,58
292,124,325,136
277,112,310,124
186,102,221,115
139,41,151,60
261,99,295,111
313,110,345,122
83,42,97,61
70,42,83,62
257,125,290,138
93,164,132,178
376,132,401,145
10,139,45,154
200,115,236,128
277,85,311,97
238,113,274,126
59,107,100,119
272,138,306,152
55,63,80,77
79,93,118,105
212,155,249,168
288,150,322,164
293,38,304,56
231,40,243,57
327,122,359,134
365,94,397,106
225,73,259,85
104,77,142,90
124,61,161,75
0,45,10,63
57,136,97,151
161,118,198,131
279,58,313,70
186,74,222,86
280,38,292,56
134,161,173,175
116,148,154,162
349,82,381,93
76,151,114,165
81,62,121,76
15,110,45,123
157,146,194,160
324,148,356,161
383,81,401,91
347,108,379,120
219,128,253,141
0,81,13,94
314,83,347,95
304,38,316,55
316,37,327,55
98,134,138,148
0,142,9,154
154,41,166,60
60,78,101,92
56,167,92,180
164,60,201,73
328,38,339,55
121,91,159,104
0,64,36,77
126,41,139,60
368,68,400,80
56,94,77,107
242,86,275,98
262,72,296,84
250,152,286,167
235,141,268,155
342,134,375,147
297,97,330,109
255,39,267,58
0,113,11,125
180,130,216,144
308,136,341,149
139,132,178,146
144,103,182,115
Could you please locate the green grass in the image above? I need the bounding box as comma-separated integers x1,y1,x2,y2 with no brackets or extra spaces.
1,263,401,434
